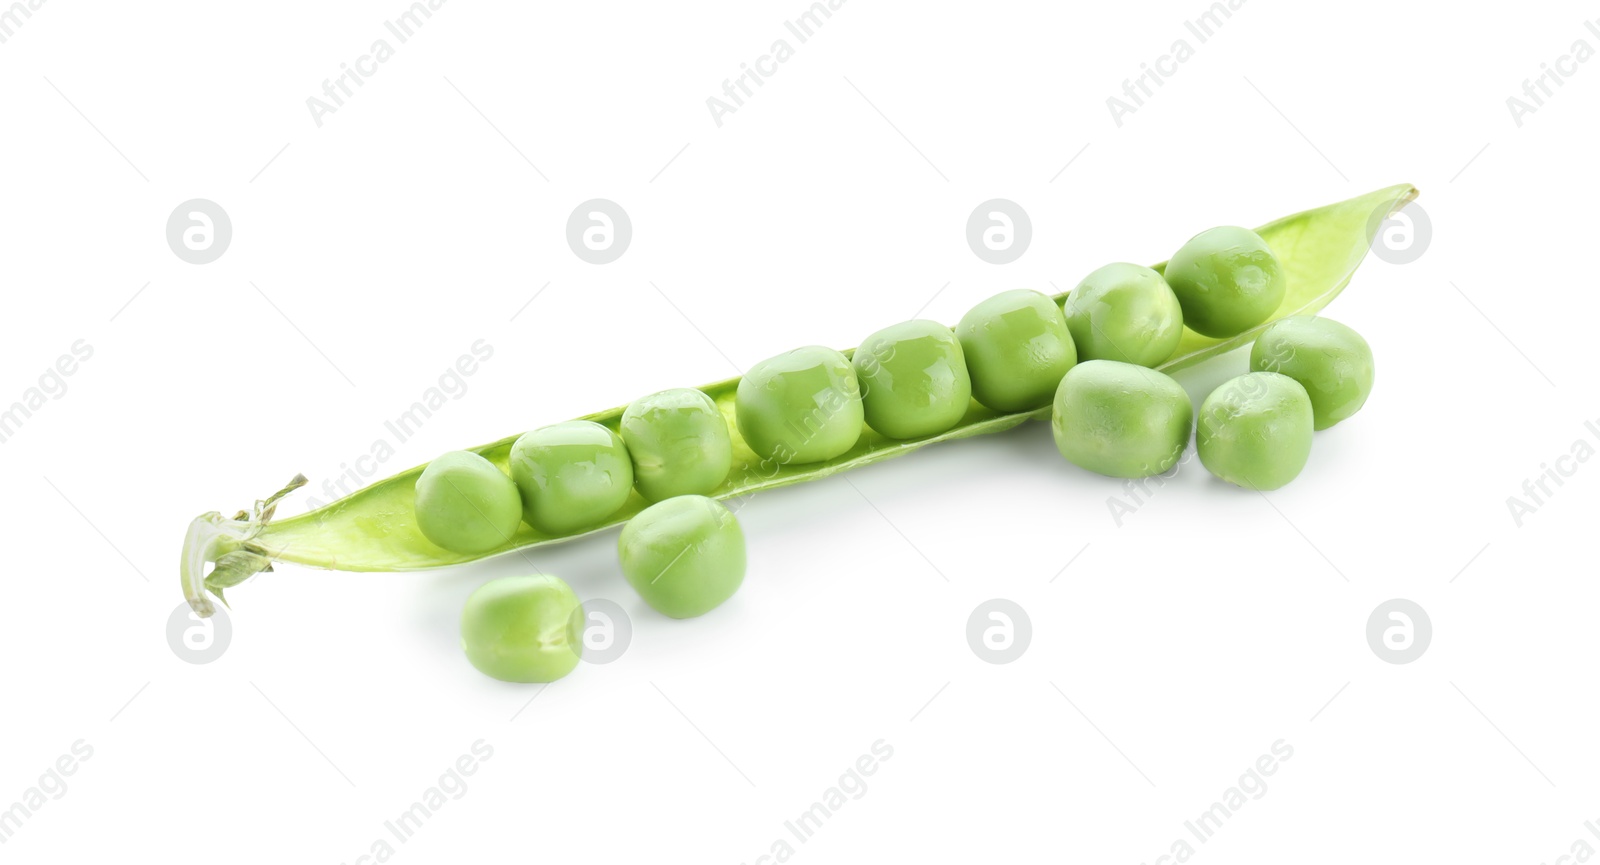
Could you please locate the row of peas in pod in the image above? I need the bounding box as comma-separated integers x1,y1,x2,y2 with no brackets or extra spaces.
414,223,1374,683
727,223,1370,487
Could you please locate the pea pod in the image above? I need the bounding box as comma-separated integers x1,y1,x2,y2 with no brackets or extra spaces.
181,183,1417,616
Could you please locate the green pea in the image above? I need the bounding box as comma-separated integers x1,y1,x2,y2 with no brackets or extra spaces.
1250,316,1374,431
618,495,746,619
1164,226,1286,338
1196,372,1313,490
413,450,522,554
509,421,634,534
1051,360,1192,478
1061,263,1184,367
460,574,584,683
735,345,863,464
620,388,733,501
853,320,972,440
955,289,1077,412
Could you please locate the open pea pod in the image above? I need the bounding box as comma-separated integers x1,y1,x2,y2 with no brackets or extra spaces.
182,183,1417,616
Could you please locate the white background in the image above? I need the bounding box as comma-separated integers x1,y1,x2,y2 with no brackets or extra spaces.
2,0,1597,862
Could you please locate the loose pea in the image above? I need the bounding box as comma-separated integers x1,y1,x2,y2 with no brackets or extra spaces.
1250,316,1374,430
413,450,522,554
1061,263,1184,367
1051,360,1192,478
955,289,1077,412
618,495,746,619
509,421,634,534
854,320,972,439
1196,372,1314,490
460,574,584,683
620,388,733,501
1164,226,1286,338
735,346,863,464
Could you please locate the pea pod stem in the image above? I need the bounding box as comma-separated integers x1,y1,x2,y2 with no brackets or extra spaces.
181,184,1418,616
180,512,237,618
181,474,306,616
